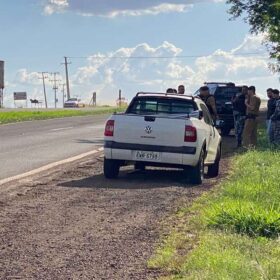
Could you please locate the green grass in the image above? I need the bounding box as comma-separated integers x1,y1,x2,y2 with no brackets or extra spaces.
0,107,125,125
149,125,280,279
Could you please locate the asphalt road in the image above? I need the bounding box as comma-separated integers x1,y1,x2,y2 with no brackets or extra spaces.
0,115,109,180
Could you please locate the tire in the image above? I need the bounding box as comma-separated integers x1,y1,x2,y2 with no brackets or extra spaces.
220,127,231,136
189,149,205,185
134,162,146,171
104,158,120,179
207,145,221,177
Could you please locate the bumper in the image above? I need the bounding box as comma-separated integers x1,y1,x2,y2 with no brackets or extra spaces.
104,141,199,167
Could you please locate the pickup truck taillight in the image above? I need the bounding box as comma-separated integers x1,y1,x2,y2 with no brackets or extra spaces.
104,120,115,137
184,125,197,142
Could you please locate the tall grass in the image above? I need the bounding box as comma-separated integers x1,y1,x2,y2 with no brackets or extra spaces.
206,149,280,238
149,126,280,279
0,107,125,125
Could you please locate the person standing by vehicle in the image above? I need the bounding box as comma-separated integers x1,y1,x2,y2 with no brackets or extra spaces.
199,86,218,121
166,88,177,93
243,86,261,148
270,89,280,145
266,88,274,135
178,85,185,95
232,86,248,147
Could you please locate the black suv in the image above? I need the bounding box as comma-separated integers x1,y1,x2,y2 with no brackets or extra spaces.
194,82,242,136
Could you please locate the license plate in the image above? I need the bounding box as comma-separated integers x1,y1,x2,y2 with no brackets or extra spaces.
133,151,161,162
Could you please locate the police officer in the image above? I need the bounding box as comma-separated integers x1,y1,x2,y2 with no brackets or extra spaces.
232,86,248,147
270,89,280,144
199,86,218,121
266,88,274,135
243,86,261,148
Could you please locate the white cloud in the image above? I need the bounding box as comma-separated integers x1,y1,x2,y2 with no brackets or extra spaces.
4,34,278,108
14,69,41,85
43,0,222,17
195,34,270,81
68,34,276,105
44,0,69,15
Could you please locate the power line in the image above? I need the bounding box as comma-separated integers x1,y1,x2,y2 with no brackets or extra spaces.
67,52,269,60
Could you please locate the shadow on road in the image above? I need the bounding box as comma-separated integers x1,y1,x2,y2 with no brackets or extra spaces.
60,131,238,191
59,168,206,190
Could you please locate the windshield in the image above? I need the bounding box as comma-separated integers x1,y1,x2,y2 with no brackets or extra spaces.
126,97,196,115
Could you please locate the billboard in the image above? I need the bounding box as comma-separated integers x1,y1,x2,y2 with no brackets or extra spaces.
14,92,27,100
0,60,4,89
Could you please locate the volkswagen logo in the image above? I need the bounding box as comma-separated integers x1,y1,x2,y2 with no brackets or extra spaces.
145,126,152,134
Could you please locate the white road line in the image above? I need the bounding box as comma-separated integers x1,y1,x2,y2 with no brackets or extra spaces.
50,126,73,131
0,147,104,187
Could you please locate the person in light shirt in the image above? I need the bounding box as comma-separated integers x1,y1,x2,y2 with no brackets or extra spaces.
178,85,185,95
243,86,261,148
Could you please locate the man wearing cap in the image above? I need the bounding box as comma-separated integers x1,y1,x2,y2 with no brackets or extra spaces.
243,86,261,148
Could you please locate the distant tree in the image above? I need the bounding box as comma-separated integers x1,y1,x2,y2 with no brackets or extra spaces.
227,0,280,72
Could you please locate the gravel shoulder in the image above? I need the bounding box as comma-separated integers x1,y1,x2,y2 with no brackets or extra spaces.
0,136,235,280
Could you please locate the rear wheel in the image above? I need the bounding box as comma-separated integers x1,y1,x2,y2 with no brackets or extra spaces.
104,158,120,179
189,149,205,185
207,145,221,177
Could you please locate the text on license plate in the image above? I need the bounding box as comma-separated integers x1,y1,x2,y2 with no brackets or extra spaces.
134,151,161,162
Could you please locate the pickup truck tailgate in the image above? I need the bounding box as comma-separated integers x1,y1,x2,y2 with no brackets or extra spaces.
113,115,186,147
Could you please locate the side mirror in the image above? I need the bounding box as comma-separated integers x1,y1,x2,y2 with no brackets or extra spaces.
215,120,224,128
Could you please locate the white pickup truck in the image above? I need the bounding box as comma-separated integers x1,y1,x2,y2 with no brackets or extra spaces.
103,92,222,184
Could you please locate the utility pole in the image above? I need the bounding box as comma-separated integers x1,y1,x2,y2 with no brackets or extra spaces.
118,89,122,107
50,72,60,108
60,83,66,108
38,72,48,108
62,57,71,100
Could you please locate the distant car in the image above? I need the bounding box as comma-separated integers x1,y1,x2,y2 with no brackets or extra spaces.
194,82,243,136
64,98,85,108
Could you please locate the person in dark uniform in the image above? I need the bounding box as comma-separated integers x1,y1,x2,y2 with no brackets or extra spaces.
232,86,248,147
270,89,280,144
266,88,274,135
199,86,218,121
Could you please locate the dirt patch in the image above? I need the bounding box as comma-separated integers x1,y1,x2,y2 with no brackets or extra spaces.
0,136,236,280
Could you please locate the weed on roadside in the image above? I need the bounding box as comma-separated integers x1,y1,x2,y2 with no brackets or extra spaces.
149,127,280,279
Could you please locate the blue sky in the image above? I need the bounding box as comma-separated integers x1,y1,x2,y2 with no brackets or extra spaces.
0,0,279,107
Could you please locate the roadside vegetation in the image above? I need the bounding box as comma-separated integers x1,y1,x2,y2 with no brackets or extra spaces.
0,106,126,125
149,127,280,279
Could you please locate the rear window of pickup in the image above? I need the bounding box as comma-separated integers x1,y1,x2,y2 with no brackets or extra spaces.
126,97,197,115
